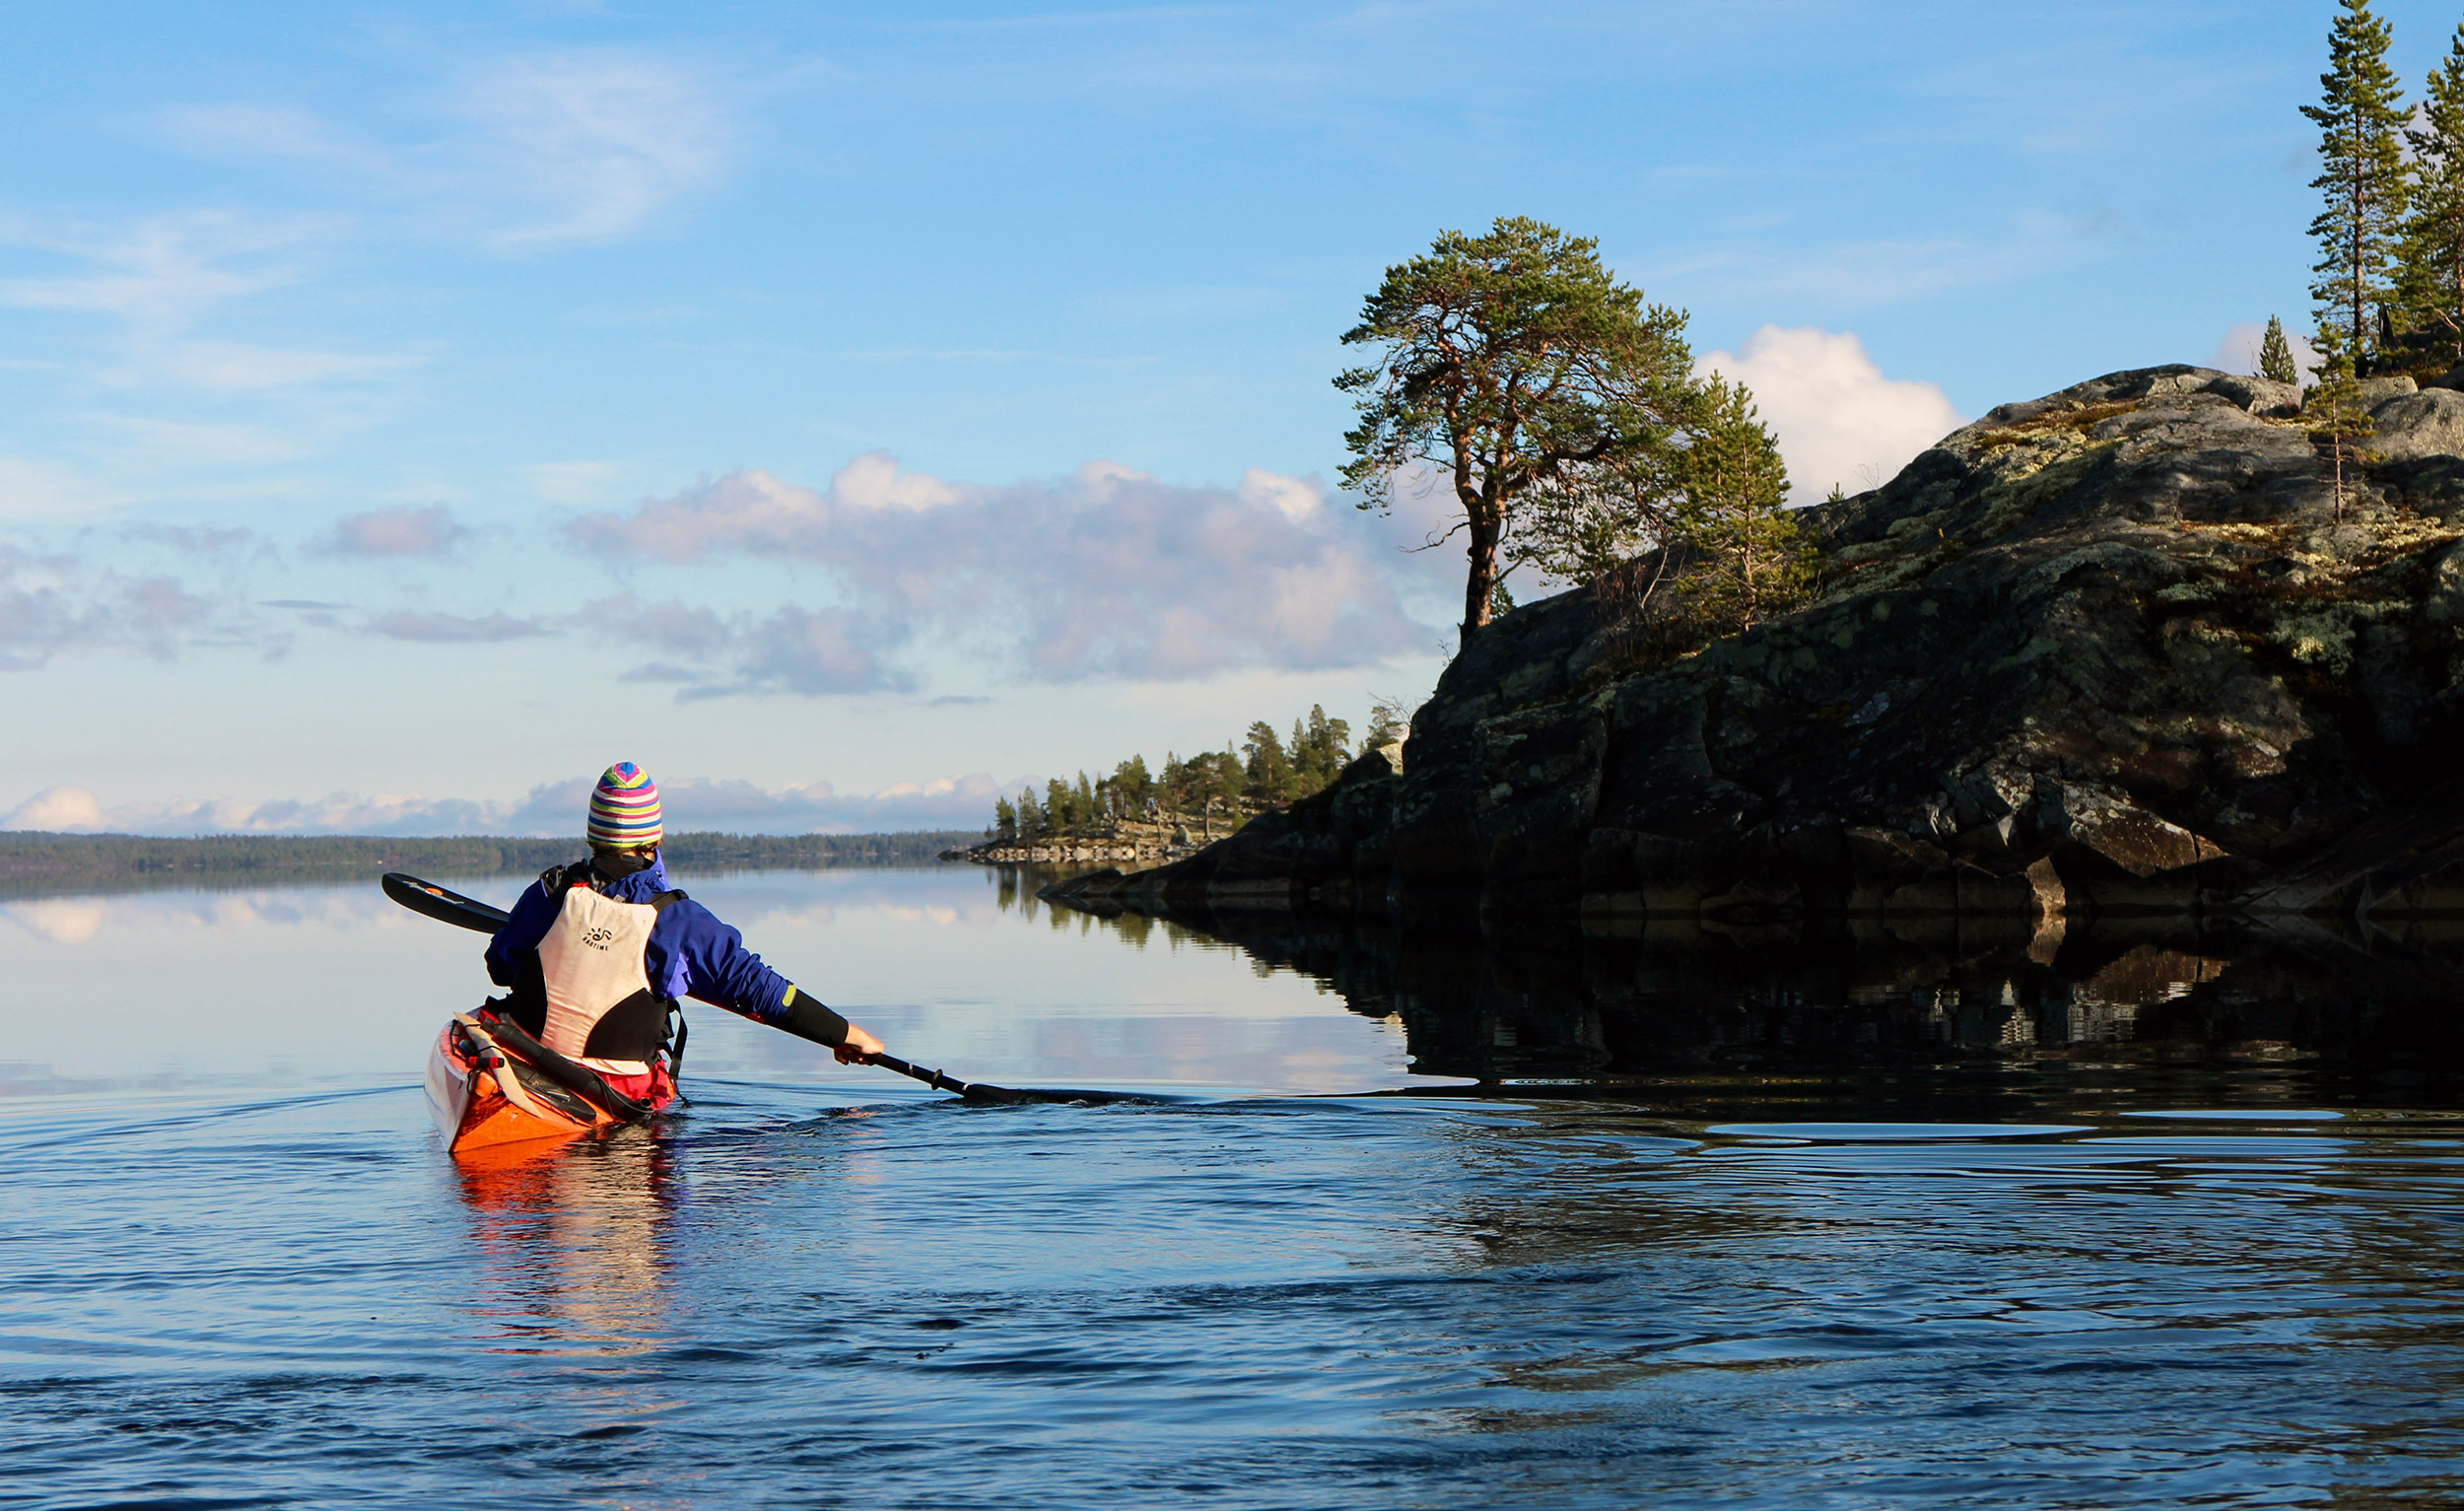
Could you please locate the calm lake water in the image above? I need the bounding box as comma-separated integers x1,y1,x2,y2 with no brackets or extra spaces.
8,864,2464,1509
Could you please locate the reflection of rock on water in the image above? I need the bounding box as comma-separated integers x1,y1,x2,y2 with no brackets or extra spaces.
1061,899,2464,1099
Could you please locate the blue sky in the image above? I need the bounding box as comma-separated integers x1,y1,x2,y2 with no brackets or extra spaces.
0,0,2417,834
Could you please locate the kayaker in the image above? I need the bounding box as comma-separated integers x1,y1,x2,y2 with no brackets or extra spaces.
481,761,885,1106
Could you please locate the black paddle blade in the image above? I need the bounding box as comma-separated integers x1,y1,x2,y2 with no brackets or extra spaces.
382,872,512,933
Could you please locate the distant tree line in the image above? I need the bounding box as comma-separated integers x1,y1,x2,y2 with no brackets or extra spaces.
990,701,1407,843
0,830,978,886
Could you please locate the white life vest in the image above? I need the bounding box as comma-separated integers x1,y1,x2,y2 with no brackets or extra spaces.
535,878,679,1077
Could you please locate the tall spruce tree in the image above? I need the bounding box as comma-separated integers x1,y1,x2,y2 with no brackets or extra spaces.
2259,314,2300,384
2305,0,2410,370
2402,25,2464,377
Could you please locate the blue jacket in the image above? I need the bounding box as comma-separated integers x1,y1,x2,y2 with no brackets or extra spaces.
484,855,796,1025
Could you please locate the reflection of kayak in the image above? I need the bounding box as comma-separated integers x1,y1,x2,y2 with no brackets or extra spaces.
424,1010,664,1154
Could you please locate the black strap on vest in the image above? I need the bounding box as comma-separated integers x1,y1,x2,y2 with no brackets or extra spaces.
478,1007,652,1122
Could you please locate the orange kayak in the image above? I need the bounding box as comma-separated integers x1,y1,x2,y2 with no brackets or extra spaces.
424,1013,628,1154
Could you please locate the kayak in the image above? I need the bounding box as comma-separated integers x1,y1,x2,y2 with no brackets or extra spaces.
424,1008,669,1154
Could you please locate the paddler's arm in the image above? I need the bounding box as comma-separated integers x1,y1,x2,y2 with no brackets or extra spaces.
482,876,560,986
780,986,887,1065
647,898,885,1065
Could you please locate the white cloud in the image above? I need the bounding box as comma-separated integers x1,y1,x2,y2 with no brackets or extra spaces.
831,449,965,512
3,786,108,832
4,772,1007,837
320,504,468,558
1236,467,1320,522
567,456,1439,689
1696,326,1966,501
2212,321,2323,382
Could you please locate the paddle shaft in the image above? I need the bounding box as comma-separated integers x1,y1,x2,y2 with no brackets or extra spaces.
380,870,1035,1104
865,1052,1028,1104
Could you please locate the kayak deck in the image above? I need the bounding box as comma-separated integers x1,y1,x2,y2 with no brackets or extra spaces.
424,1019,620,1153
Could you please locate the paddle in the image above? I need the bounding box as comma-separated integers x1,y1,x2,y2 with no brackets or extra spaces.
379,870,1085,1106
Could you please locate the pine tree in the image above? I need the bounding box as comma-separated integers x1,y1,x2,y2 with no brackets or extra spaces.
993,795,1017,841
2259,315,2300,384
1242,721,1293,805
1364,697,1408,750
1339,218,1696,641
2305,0,2410,369
2402,26,2464,377
1675,374,1810,630
1299,705,1350,791
2305,326,2380,522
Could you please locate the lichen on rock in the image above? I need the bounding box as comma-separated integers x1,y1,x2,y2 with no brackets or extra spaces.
1049,365,2464,930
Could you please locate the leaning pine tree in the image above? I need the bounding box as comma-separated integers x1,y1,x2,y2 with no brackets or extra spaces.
1337,218,1698,643
2304,0,2410,369
2401,24,2464,378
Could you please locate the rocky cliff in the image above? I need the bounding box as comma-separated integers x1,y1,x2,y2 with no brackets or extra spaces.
1059,364,2464,929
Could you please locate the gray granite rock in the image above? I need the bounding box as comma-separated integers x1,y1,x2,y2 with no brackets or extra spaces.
2360,375,2421,409
1073,366,2464,926
2371,387,2464,460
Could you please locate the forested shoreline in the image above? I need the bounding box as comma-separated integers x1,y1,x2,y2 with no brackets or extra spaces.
990,702,1402,842
0,830,978,887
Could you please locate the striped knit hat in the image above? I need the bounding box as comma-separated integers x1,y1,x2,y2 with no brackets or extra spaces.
586,762,662,849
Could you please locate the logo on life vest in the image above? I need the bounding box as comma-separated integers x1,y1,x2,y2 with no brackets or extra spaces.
581,925,617,950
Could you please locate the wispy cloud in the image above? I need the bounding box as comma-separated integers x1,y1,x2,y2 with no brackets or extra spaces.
0,453,127,519
367,609,550,643
3,770,1006,837
460,52,736,249
567,453,1439,690
1647,226,2092,309
163,50,737,253
0,211,413,397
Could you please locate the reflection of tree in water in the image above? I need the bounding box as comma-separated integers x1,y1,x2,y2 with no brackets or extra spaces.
453,1130,678,1354
1051,894,2464,1113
